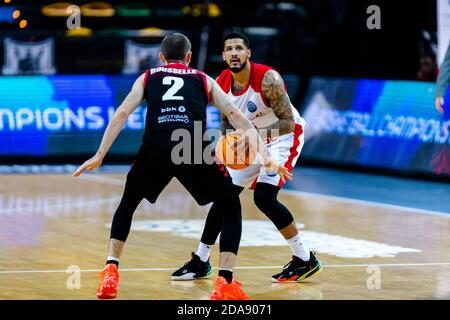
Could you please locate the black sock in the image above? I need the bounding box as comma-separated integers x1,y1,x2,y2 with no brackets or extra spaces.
106,260,119,267
218,270,233,284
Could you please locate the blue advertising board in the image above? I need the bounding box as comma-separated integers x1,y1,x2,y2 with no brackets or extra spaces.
301,77,450,177
0,75,221,157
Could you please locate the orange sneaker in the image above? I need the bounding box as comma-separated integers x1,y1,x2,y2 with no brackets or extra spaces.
96,263,119,299
210,276,250,300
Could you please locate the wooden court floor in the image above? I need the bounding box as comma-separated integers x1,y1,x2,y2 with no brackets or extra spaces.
0,173,449,300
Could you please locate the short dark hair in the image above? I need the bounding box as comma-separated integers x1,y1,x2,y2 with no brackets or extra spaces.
161,33,191,61
223,32,250,48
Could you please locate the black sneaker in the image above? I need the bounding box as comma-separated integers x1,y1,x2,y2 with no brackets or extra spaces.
271,252,322,283
171,253,213,280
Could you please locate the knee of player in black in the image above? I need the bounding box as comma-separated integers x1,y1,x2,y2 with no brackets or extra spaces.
253,183,294,230
202,185,244,246
110,191,142,242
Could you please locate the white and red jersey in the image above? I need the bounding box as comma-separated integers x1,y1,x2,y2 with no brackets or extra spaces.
216,62,306,189
216,62,304,130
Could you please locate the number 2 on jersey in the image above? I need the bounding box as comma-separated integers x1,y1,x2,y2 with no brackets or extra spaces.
162,76,184,101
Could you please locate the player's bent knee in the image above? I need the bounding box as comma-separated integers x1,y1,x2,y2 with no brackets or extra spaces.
253,186,276,211
253,185,294,230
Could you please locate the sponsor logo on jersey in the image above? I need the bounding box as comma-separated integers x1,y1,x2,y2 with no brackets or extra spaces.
161,107,178,113
247,101,257,112
158,114,189,124
178,106,186,113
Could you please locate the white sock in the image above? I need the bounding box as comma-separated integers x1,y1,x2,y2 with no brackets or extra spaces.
107,256,120,264
195,242,212,262
287,233,310,261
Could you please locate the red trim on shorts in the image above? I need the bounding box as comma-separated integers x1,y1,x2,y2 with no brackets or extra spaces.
143,69,150,90
278,123,303,188
249,178,258,190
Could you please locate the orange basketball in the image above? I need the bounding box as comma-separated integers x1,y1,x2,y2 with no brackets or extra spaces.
215,131,257,170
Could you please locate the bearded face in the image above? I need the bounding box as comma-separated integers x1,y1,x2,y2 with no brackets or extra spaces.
223,38,251,73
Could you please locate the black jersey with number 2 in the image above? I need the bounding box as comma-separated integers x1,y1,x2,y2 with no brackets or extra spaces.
142,62,210,143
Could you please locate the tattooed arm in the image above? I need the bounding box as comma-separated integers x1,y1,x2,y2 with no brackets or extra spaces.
259,70,295,136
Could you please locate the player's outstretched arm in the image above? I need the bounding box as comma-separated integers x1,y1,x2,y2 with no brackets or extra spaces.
220,112,234,134
259,70,295,136
73,73,146,177
206,75,293,182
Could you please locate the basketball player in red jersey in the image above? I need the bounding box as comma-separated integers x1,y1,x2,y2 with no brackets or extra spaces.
172,32,321,283
73,33,291,300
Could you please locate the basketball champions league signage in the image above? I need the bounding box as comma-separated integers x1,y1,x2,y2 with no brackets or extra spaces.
301,77,450,178
0,75,219,157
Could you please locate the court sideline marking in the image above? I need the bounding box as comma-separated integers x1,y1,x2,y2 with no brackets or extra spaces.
1,262,450,274
0,196,122,214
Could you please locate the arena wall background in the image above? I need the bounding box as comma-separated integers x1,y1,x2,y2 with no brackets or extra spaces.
0,74,449,180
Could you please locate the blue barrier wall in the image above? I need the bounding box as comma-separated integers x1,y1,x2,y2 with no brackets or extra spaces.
1,74,449,178
301,77,450,177
0,75,220,157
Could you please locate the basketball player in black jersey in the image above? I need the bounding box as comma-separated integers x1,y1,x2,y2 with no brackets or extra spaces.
73,33,291,300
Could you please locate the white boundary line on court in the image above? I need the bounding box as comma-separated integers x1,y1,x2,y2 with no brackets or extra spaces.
0,196,122,214
1,262,450,274
79,174,450,218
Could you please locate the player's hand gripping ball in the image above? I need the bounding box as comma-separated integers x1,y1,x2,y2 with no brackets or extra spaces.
215,131,258,170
